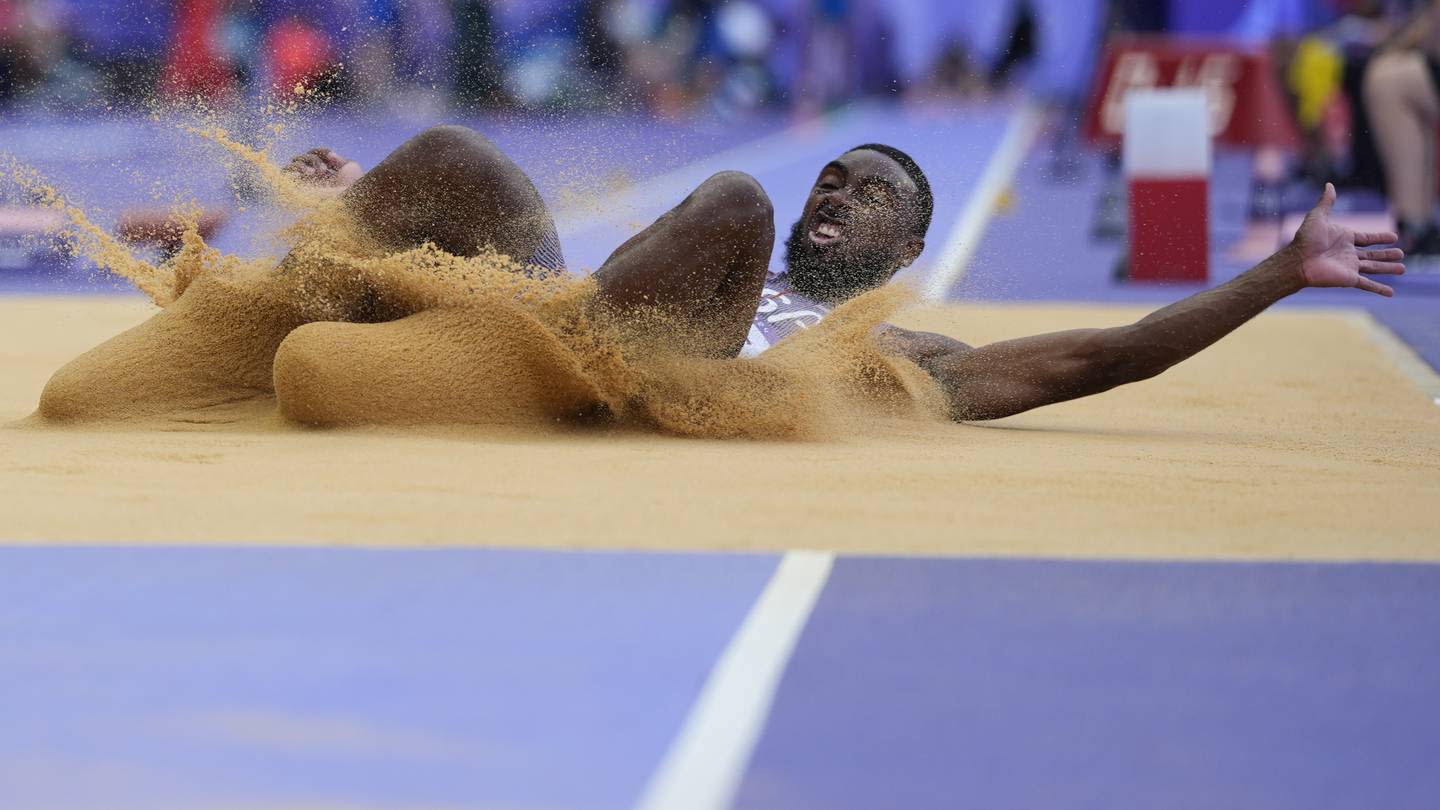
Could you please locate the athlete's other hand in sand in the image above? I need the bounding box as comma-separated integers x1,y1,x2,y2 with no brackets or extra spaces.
283,148,364,196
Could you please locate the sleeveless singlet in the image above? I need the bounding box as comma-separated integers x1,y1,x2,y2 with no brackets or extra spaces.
740,271,832,359
526,226,568,274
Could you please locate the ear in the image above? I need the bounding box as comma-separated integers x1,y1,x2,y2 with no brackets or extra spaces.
893,238,925,273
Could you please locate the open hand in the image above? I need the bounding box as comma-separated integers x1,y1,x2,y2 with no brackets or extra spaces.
282,148,364,194
1294,183,1406,296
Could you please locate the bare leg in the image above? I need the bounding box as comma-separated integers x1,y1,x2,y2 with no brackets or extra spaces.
39,125,553,421
591,171,774,358
1364,51,1440,229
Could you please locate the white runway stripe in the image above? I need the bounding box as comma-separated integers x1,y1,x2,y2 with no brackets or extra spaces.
924,101,1044,303
633,550,834,810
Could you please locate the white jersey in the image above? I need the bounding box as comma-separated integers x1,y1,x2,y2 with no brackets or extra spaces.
740,272,832,358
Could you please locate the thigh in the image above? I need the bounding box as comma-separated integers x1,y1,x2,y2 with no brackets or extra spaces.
1369,51,1436,112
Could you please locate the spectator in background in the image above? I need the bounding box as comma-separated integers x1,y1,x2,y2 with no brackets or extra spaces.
596,0,781,116
710,0,781,114
483,0,578,108
347,0,453,113
66,0,172,107
958,0,1106,104
1314,1,1406,193
623,0,749,115
2,0,125,110
253,0,370,101
789,0,870,113
0,0,1106,121
0,0,64,104
453,0,506,108
1364,0,1440,256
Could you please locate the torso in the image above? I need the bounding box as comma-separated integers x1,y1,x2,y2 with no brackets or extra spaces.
740,271,832,359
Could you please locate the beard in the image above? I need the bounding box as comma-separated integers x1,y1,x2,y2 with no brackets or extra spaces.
781,216,895,305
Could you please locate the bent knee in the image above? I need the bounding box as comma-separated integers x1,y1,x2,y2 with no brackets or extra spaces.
1365,51,1425,100
696,171,774,231
702,171,772,213
411,124,496,157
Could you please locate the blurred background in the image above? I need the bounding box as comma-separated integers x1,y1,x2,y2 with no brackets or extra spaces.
0,1,1421,122
5,0,1440,279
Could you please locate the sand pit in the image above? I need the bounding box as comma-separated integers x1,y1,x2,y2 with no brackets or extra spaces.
2,295,1437,559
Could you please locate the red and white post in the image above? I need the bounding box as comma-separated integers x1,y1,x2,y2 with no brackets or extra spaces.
1124,88,1211,282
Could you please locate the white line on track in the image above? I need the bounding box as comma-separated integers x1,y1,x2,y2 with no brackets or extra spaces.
923,101,1045,303
1348,310,1440,405
633,550,834,810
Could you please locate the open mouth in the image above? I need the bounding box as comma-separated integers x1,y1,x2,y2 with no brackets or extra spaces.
808,214,846,246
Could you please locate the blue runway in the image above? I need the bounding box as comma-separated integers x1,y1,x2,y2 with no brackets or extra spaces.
1,547,776,810
0,103,1010,292
4,548,1439,809
737,558,1440,810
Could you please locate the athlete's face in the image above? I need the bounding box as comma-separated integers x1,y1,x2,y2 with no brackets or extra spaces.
783,150,925,303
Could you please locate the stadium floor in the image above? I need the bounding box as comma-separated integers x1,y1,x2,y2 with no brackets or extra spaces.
2,101,1438,809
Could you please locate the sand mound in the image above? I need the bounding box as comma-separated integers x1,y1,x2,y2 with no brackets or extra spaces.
274,303,605,428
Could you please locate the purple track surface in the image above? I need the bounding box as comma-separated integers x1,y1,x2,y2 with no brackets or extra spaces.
737,557,1440,810
5,549,1439,809
0,103,1012,290
0,547,777,810
0,111,786,293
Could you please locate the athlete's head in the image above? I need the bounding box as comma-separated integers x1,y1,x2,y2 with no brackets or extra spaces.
783,143,933,304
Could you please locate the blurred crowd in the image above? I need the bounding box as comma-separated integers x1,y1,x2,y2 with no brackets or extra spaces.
5,0,1440,247
1197,0,1440,253
0,0,1129,117
8,0,1419,120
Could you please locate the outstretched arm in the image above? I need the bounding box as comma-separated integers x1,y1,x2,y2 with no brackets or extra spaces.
886,184,1406,421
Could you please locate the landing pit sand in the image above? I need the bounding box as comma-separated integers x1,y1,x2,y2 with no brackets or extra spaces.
2,296,1437,560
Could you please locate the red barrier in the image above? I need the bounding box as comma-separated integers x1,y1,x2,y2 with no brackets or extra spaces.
1084,37,1300,150
1129,178,1209,281
1124,89,1212,283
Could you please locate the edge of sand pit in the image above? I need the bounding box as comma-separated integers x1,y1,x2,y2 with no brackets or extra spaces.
6,540,1440,566
1350,309,1440,404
